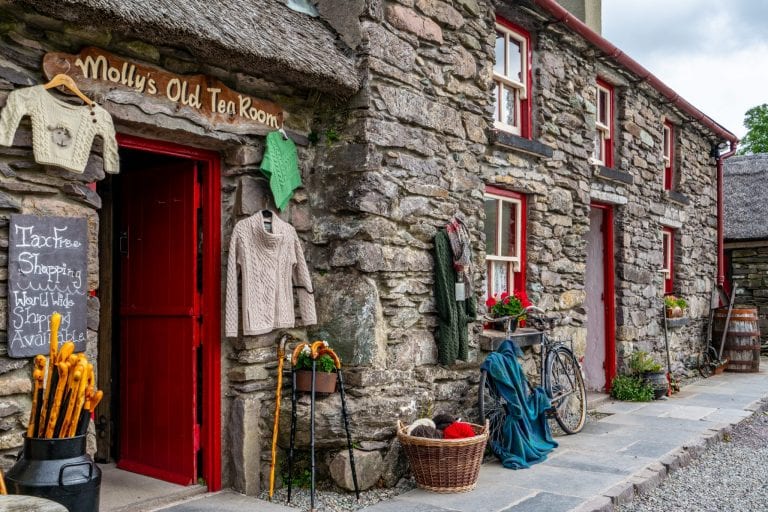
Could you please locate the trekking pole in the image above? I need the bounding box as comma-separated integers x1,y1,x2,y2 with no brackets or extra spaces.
337,369,360,500
718,286,738,361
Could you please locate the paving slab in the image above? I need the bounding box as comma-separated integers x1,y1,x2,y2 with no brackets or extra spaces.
148,368,768,512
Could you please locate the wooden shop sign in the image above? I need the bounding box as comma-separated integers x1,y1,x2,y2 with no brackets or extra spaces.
7,215,88,358
43,47,284,132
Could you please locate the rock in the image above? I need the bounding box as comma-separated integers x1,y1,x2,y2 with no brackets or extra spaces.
385,4,443,44
62,183,102,209
329,448,383,491
87,295,100,331
0,358,27,376
415,0,464,29
454,0,480,15
229,395,262,496
225,145,264,166
0,375,31,396
310,272,386,367
364,22,416,72
0,401,19,418
314,0,366,49
235,175,273,215
0,430,22,450
0,190,21,211
380,439,408,487
113,40,161,63
377,85,464,137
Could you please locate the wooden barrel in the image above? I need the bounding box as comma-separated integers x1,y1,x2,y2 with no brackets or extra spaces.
712,307,761,373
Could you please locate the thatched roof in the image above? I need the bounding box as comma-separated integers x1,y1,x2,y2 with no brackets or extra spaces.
13,0,360,96
724,154,768,241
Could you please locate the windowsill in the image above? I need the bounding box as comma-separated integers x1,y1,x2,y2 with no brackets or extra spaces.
594,165,634,185
664,190,691,206
480,327,544,351
664,317,689,329
490,130,554,159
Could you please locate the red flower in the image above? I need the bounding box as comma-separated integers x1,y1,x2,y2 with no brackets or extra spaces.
485,296,497,308
500,291,509,300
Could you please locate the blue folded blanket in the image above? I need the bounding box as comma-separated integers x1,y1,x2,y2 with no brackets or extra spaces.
481,339,558,469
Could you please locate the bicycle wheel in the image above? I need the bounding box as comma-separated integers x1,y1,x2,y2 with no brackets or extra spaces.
698,345,718,378
544,347,586,434
478,369,507,449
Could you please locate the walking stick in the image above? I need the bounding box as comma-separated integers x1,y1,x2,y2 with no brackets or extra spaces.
718,285,738,361
287,366,297,503
337,369,360,500
269,335,289,499
662,302,672,396
310,358,317,512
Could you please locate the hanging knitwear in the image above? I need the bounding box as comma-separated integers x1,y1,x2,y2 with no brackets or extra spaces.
0,85,119,174
260,131,301,211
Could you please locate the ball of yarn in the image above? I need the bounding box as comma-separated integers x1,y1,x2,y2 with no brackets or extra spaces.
409,425,442,439
432,413,456,431
406,418,436,435
443,421,476,439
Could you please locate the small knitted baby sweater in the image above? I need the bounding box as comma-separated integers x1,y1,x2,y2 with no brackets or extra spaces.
0,85,119,174
225,211,317,336
260,131,301,211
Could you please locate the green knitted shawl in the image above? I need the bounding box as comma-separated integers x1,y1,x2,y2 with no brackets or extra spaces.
260,131,301,211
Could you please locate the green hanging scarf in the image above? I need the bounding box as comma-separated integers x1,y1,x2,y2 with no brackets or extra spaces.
260,131,301,210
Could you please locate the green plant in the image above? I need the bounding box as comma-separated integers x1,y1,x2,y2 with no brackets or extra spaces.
628,351,663,374
610,375,654,402
675,297,687,309
295,352,336,373
664,295,688,310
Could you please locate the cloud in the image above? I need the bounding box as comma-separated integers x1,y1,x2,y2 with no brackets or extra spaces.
602,0,768,138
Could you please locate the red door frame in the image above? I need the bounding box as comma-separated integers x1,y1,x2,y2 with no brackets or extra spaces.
590,202,616,391
116,134,222,491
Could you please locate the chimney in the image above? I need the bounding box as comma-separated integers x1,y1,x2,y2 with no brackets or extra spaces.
556,0,601,34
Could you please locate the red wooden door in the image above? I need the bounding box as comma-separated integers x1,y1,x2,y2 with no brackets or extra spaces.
117,162,200,485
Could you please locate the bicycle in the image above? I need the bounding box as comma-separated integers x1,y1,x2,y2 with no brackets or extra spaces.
478,306,587,439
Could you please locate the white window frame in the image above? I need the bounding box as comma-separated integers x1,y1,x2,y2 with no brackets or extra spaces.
662,123,672,168
661,229,672,279
485,193,522,297
594,83,611,165
493,23,528,135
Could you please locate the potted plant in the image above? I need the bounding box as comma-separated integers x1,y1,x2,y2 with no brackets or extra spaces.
629,350,667,399
294,348,338,394
664,295,687,318
484,289,531,331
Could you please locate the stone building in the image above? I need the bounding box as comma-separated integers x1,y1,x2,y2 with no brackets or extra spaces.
0,0,737,502
725,154,768,345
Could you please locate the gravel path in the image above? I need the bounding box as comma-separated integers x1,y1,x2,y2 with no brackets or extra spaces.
617,402,768,512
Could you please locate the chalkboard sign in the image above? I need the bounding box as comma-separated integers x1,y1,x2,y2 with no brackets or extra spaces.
7,214,88,358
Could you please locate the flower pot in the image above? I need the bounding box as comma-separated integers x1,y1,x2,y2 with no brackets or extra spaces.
295,370,337,394
642,371,669,399
488,317,518,333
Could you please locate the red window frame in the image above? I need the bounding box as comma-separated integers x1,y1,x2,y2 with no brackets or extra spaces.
484,186,527,298
595,79,614,168
662,227,674,294
493,17,532,139
663,121,674,190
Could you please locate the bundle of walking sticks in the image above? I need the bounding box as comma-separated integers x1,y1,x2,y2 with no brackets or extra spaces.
26,312,103,439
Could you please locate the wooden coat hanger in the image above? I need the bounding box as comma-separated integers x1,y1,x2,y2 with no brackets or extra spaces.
43,74,95,107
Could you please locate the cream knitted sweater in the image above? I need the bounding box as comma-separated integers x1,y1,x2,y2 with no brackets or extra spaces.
0,85,119,174
225,211,317,336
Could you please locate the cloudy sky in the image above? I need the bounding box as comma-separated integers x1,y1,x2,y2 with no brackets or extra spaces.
602,1,768,140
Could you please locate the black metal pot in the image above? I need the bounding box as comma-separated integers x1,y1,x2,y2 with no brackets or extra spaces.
642,371,669,400
6,435,101,512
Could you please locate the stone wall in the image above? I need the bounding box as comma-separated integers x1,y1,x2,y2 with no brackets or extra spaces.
0,0,727,497
0,4,332,494
729,245,768,344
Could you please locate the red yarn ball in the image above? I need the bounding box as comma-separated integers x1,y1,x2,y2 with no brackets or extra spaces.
442,422,475,439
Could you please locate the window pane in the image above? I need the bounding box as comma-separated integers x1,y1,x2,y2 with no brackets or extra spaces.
492,261,510,296
594,132,604,162
663,126,671,159
493,82,500,123
501,86,517,127
598,89,608,125
500,201,517,257
494,31,505,76
484,198,498,256
507,37,522,82
662,233,670,271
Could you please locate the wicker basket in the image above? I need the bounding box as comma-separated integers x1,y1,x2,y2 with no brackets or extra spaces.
396,419,489,493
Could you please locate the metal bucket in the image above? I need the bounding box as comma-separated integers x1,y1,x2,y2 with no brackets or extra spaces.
6,435,101,512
